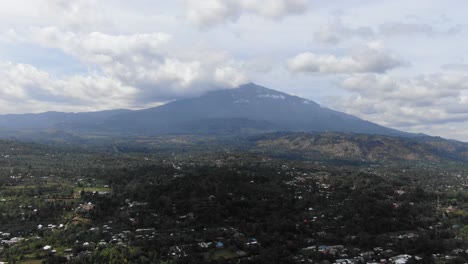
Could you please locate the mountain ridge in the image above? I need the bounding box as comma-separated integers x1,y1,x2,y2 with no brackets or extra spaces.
254,132,468,162
0,83,425,138
85,83,411,136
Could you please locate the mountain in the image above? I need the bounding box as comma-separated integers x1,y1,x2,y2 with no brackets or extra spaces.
0,81,467,162
0,83,413,137
83,83,409,136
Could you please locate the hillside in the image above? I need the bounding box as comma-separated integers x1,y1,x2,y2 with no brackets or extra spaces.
255,132,468,162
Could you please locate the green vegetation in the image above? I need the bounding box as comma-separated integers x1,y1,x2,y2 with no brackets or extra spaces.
210,249,238,260
0,136,466,263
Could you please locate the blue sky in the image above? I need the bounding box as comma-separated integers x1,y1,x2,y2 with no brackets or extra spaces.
0,0,468,140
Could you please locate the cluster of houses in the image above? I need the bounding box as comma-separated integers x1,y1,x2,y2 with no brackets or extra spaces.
295,242,468,264
0,232,24,246
298,245,422,264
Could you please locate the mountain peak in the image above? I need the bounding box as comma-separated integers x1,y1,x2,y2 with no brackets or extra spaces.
237,82,269,90
237,82,281,94
221,83,320,107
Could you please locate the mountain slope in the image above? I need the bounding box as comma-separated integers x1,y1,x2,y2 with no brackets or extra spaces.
94,83,408,136
0,109,132,130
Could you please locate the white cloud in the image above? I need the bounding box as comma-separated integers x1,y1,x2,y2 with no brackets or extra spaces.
341,73,464,103
186,0,240,28
215,66,249,87
313,15,463,45
314,17,375,44
240,0,307,19
43,0,111,32
29,27,248,102
326,72,468,139
32,28,172,63
0,62,138,113
0,29,22,43
287,43,405,75
185,0,309,28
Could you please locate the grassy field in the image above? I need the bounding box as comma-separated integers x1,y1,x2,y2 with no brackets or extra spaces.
18,259,44,264
7,184,59,189
210,249,239,260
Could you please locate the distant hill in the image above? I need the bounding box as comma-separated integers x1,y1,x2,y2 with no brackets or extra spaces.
255,132,468,162
0,109,131,130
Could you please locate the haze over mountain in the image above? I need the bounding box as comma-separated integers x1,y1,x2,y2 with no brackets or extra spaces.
0,83,408,137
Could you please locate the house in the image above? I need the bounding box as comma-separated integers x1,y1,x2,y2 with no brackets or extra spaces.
245,238,259,247
76,202,95,214
198,242,212,249
391,254,412,264
2,237,24,245
334,259,352,264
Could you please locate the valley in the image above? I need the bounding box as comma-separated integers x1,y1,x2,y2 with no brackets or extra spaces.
0,136,466,263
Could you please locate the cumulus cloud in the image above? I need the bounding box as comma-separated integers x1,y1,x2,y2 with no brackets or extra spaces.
287,43,405,75
326,72,468,138
29,27,249,103
31,28,172,65
185,0,309,28
0,62,138,113
314,18,375,44
43,0,111,32
0,0,253,112
314,16,463,45
215,66,250,87
341,73,465,104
